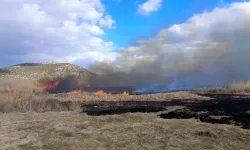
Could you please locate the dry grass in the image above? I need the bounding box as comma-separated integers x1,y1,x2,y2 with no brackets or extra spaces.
189,87,231,94
1,112,250,150
228,80,250,92
0,89,210,113
0,77,70,113
1,77,250,150
1,76,250,114
2,76,250,113
0,77,36,92
0,88,208,113
0,76,211,113
190,82,250,95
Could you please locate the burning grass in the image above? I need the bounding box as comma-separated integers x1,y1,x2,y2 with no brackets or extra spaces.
2,76,250,114
0,88,208,113
1,77,250,149
0,76,209,113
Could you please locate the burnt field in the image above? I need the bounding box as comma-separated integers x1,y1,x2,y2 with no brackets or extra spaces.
1,76,250,130
1,77,250,150
1,91,250,150
81,93,250,129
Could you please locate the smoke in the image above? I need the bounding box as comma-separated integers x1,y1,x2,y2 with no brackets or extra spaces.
38,74,90,93
89,2,250,93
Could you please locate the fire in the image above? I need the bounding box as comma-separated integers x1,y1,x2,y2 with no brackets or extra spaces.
96,90,104,95
95,90,128,95
36,81,60,89
65,88,82,95
122,91,129,95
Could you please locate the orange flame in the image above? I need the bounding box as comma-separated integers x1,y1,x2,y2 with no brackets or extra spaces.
122,91,129,95
96,90,104,95
65,88,82,95
36,81,60,89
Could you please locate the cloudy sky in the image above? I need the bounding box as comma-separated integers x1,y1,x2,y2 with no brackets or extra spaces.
0,0,249,71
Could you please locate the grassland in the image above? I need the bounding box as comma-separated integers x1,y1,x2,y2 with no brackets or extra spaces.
1,65,250,150
0,63,94,80
2,111,250,150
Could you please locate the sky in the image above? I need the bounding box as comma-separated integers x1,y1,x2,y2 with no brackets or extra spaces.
0,0,250,70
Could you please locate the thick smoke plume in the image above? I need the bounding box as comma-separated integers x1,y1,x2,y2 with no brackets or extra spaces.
38,74,90,93
89,2,250,93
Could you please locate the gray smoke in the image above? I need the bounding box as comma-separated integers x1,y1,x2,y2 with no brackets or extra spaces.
89,2,250,92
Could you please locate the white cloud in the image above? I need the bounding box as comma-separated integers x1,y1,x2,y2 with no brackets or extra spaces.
96,2,250,89
99,15,116,29
0,0,117,67
137,0,162,16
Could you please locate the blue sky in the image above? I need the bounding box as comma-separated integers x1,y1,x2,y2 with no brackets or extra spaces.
102,0,245,51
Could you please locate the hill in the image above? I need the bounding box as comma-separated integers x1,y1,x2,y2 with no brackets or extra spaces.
0,62,96,81
0,62,137,94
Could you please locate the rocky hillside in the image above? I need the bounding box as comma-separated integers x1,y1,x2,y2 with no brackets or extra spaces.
0,62,96,81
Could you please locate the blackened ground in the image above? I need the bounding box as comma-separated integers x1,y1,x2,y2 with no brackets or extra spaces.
158,94,250,129
81,100,188,116
84,105,166,116
81,94,250,129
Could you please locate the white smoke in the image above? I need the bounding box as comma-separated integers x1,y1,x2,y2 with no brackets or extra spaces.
90,2,250,92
